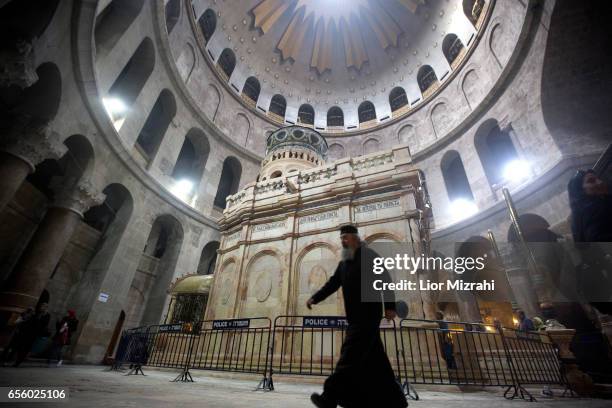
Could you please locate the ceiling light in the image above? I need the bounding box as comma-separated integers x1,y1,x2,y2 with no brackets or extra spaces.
502,159,530,183
171,179,194,201
103,97,127,117
450,198,478,221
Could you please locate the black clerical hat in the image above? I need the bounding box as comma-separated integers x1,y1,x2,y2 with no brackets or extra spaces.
340,224,358,235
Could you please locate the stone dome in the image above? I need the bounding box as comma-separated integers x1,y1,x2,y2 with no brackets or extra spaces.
265,126,328,159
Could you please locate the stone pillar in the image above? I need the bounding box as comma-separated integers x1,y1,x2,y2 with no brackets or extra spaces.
0,181,105,325
0,118,67,212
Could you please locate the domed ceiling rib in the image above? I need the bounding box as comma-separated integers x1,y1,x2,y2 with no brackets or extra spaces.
311,19,335,73
251,0,425,73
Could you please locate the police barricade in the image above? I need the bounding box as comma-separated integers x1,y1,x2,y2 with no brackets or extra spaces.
268,316,403,386
145,322,198,371
115,326,152,375
110,326,148,371
112,318,272,386
500,327,567,399
189,317,272,389
398,319,569,401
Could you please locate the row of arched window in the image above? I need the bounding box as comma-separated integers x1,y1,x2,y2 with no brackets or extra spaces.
204,33,466,129
95,4,241,210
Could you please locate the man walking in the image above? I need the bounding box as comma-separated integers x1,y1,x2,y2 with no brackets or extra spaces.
307,225,407,408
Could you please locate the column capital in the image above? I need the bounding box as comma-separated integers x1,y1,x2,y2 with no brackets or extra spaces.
0,40,38,89
51,180,106,217
1,115,67,171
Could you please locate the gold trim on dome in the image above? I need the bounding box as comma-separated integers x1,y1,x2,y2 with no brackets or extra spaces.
251,0,423,73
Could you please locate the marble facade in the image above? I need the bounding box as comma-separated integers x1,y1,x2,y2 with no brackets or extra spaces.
204,127,434,322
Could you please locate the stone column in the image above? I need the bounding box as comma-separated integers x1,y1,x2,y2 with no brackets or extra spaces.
0,181,105,324
0,117,67,212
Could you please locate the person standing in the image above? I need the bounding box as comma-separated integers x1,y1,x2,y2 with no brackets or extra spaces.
517,310,535,332
13,303,50,367
48,310,78,367
567,169,612,314
306,225,407,408
0,308,33,365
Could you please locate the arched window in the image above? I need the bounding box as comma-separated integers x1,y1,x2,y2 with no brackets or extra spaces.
18,62,62,122
214,157,242,208
297,104,314,125
241,76,260,106
268,94,286,121
389,87,409,114
417,65,438,95
139,214,183,326
475,120,521,186
165,0,180,34
94,0,145,57
463,0,486,26
198,8,216,43
198,241,220,275
106,37,155,127
172,128,210,193
217,48,235,80
327,106,344,128
135,89,176,162
441,150,474,202
358,101,376,124
83,184,132,234
443,34,465,67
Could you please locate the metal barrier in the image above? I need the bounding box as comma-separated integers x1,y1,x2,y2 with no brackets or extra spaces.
398,319,570,401
189,318,273,389
112,318,272,388
268,316,403,386
112,316,570,401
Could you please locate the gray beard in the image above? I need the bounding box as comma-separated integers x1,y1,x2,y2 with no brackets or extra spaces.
341,246,354,261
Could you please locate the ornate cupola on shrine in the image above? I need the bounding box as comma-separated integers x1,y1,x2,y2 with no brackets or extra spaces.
259,126,328,182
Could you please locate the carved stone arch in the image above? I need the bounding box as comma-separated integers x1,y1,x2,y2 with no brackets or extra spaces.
204,82,222,122
487,18,511,68
428,98,452,138
234,111,251,147
209,256,238,319
293,242,340,316
362,137,380,155
327,142,345,161
397,123,416,145
176,42,197,83
457,63,483,110
239,249,283,318
456,62,481,92
363,232,403,244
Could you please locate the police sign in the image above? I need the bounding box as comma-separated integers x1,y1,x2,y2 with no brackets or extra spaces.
303,316,348,328
159,324,183,333
212,318,251,330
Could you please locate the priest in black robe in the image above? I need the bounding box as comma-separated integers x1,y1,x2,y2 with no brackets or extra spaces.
307,224,408,408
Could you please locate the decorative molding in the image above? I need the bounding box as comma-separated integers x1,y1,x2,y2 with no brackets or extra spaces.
1,115,67,171
51,180,106,217
0,40,38,88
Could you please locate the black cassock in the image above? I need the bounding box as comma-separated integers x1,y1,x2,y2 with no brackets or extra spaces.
311,244,407,408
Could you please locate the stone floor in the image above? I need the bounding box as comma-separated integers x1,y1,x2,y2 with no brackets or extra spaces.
0,364,609,408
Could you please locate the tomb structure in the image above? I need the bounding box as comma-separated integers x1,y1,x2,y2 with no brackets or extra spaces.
204,126,437,322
